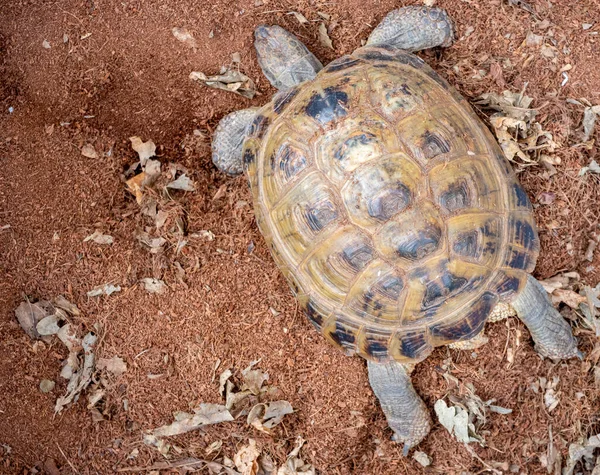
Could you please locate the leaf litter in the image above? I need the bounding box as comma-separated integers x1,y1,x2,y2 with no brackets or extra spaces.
434,375,512,445
83,230,114,245
190,63,257,99
475,88,558,169
142,361,299,471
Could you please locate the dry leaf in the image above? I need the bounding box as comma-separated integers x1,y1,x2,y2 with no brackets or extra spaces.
36,314,62,336
150,403,234,438
172,27,197,48
288,11,308,24
15,300,52,339
167,174,195,191
55,331,98,413
126,173,146,204
563,434,600,475
87,284,121,297
412,451,432,467
276,437,315,475
97,356,127,376
129,136,156,165
247,400,293,433
234,439,260,475
83,230,114,245
318,23,333,49
140,278,167,294
242,363,269,395
54,296,80,316
81,144,98,159
190,69,256,99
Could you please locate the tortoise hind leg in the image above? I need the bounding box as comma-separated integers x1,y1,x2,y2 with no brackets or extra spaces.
212,108,258,176
254,26,323,90
366,6,454,52
367,360,431,455
512,274,581,360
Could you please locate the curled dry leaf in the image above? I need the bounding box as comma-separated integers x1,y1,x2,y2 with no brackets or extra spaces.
288,11,308,24
55,331,98,413
563,434,600,475
318,23,333,49
15,300,53,339
234,439,260,475
54,296,80,316
579,159,600,176
276,436,315,475
129,136,156,165
81,144,98,159
83,230,114,245
140,277,167,294
126,173,146,204
190,69,256,99
150,403,234,438
247,400,293,433
36,314,62,336
242,362,269,395
172,27,197,48
97,356,127,377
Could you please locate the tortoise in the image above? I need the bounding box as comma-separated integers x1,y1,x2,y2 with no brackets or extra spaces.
210,6,580,453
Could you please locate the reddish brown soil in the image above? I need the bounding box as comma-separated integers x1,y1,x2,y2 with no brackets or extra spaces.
1,0,599,474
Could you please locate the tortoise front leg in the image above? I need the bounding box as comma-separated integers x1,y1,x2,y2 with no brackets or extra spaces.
512,274,581,360
366,6,454,52
212,108,258,176
367,360,431,455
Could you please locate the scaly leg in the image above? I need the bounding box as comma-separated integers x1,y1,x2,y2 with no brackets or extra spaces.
211,108,258,176
511,274,581,360
367,360,431,455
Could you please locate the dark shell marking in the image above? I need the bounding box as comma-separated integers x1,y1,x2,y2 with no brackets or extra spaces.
244,46,539,363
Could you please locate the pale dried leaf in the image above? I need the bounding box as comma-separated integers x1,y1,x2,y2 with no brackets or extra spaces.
36,314,61,336
219,369,233,397
190,69,256,99
553,289,586,308
151,403,233,437
247,400,293,432
277,437,315,475
288,11,308,24
81,144,98,159
140,278,167,294
241,366,269,395
129,136,156,165
167,174,195,191
579,159,600,176
172,27,197,48
97,356,127,376
54,296,80,316
87,284,121,297
15,301,51,339
55,332,98,413
412,451,432,467
564,434,600,475
234,439,260,475
318,23,333,50
83,230,114,245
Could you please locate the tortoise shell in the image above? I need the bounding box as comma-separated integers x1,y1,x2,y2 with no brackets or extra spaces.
243,46,540,363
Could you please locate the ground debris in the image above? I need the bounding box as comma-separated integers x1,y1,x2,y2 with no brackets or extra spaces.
167,173,195,192
434,380,512,445
412,450,432,467
87,284,121,297
563,433,600,475
139,277,167,294
288,11,308,25
81,143,98,159
83,230,114,245
172,27,197,48
96,356,127,377
147,403,234,439
318,23,334,50
15,299,53,339
129,136,156,165
247,400,294,433
475,88,558,168
190,68,256,99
